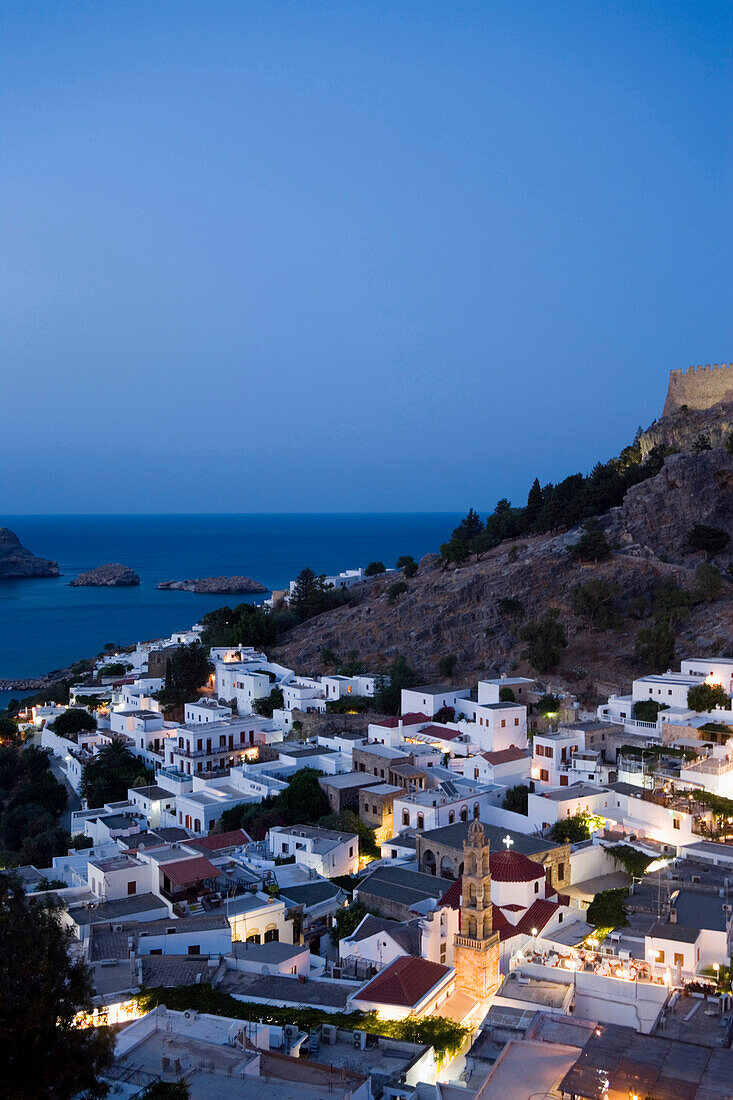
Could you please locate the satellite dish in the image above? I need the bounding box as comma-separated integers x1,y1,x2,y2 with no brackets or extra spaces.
261,965,271,976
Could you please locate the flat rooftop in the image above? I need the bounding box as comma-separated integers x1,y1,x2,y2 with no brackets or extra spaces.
474,1038,581,1100
217,970,359,1008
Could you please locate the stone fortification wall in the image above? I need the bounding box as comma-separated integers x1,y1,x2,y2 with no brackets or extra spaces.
663,363,733,416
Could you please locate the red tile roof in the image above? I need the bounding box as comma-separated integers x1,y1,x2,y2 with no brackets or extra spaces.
400,712,431,725
492,897,559,942
481,746,528,765
160,856,220,886
490,850,545,883
188,829,252,851
439,878,462,910
418,724,463,741
355,955,451,1007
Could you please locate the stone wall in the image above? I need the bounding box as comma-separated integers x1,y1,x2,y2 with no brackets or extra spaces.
663,364,733,416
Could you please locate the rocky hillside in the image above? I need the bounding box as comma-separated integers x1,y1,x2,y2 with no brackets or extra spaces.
0,528,59,578
640,398,733,458
70,564,140,586
274,445,733,698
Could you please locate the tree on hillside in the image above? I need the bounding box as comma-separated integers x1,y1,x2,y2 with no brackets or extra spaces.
518,611,567,674
364,561,386,577
652,579,691,628
290,568,331,621
81,741,151,808
51,709,97,738
452,509,483,544
634,621,675,672
374,655,420,715
688,684,731,713
525,478,544,526
386,580,408,605
571,580,620,631
0,875,114,1099
567,519,612,563
694,563,723,603
437,654,458,682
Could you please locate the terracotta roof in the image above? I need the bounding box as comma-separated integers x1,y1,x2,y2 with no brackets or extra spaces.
481,746,528,765
492,897,559,942
419,724,463,741
400,712,431,725
439,878,462,910
160,856,220,886
188,829,252,851
490,850,545,883
355,955,451,1007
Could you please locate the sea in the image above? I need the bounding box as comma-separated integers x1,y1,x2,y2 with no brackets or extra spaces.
0,513,462,703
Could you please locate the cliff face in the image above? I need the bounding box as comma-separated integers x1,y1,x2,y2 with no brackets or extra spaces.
600,450,733,564
640,399,733,459
273,448,733,695
0,528,59,578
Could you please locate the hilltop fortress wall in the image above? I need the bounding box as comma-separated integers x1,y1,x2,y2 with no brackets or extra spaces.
663,363,733,417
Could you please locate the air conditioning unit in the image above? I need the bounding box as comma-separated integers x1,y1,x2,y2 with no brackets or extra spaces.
322,1024,337,1045
353,1030,367,1050
113,924,123,933
284,1024,299,1040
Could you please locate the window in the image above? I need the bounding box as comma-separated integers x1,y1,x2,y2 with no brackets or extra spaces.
402,810,410,826
149,948,162,955
657,949,665,963
534,881,539,894
264,927,279,943
440,944,447,964
247,932,261,944
417,814,425,830
349,846,354,857
557,862,565,881
545,747,553,759
514,718,519,726
674,952,684,967
540,769,549,782
673,819,680,830
127,880,137,896
501,720,506,728
281,842,289,854
448,811,455,824
187,945,201,955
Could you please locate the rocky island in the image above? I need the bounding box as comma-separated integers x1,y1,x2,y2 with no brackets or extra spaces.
0,528,59,578
157,575,268,594
70,563,140,587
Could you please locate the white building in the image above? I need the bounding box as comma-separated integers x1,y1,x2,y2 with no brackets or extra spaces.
267,824,359,878
400,685,472,719
393,779,499,832
532,727,586,787
184,699,232,724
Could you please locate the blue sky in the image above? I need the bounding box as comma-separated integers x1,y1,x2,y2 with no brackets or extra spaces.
2,1,730,513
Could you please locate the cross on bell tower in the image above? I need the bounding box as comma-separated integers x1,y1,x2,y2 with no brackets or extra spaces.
453,807,501,1001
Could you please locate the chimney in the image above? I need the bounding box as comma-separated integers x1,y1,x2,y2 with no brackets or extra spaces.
669,908,677,924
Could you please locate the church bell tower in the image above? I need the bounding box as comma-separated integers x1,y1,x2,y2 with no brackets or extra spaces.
453,810,501,1000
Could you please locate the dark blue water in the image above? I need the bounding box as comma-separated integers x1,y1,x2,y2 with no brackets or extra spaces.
0,514,459,687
